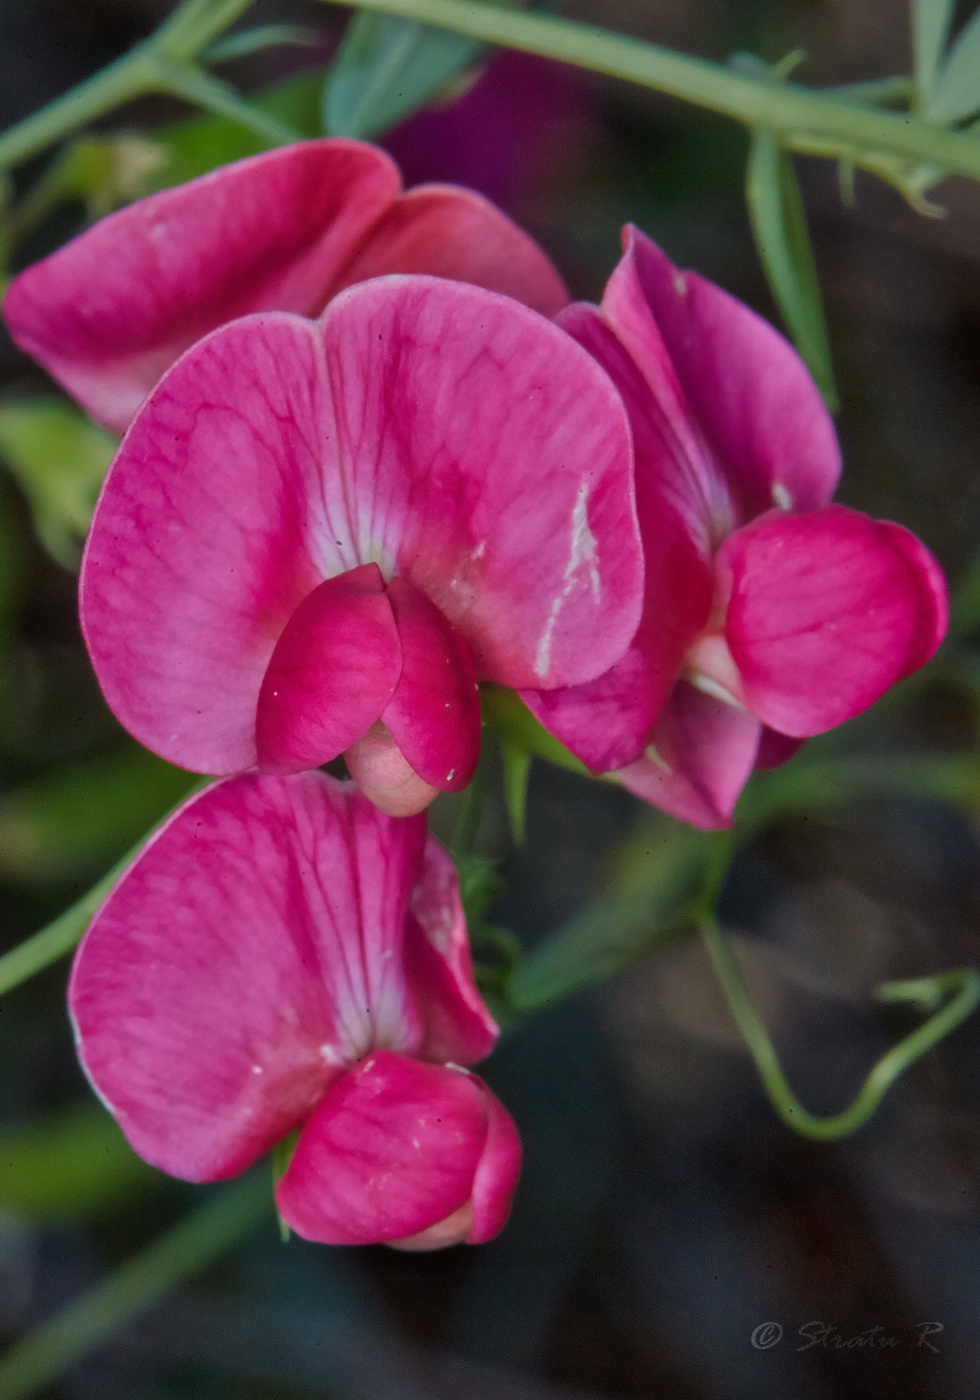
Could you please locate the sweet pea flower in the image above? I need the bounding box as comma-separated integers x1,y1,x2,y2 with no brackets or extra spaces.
79,275,642,815
3,139,568,433
523,228,948,829
69,770,520,1249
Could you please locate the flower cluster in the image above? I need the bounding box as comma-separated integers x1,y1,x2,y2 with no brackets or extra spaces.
4,139,948,1247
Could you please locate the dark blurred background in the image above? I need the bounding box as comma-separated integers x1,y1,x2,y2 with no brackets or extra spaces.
3,2,980,1397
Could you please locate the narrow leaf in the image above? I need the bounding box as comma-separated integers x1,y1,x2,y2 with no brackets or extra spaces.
499,738,531,844
929,5,980,122
204,25,320,64
745,130,838,410
323,10,484,138
913,0,956,104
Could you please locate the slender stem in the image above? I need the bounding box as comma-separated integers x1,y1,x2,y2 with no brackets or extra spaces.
827,75,917,107
698,912,980,1140
155,0,256,62
0,51,159,172
0,1174,270,1400
0,778,209,998
153,59,301,143
0,868,119,997
0,0,255,172
315,0,980,181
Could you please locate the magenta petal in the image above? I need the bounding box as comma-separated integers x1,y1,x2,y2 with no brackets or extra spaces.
406,838,499,1064
380,577,481,792
275,1052,491,1245
720,505,949,737
466,1084,523,1244
335,183,569,316
67,775,356,1180
521,642,663,774
603,228,841,522
616,681,762,830
4,141,400,431
80,314,337,775
256,564,401,773
320,277,641,689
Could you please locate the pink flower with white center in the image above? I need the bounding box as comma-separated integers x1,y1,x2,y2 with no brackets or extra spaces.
69,771,520,1249
79,275,642,815
3,139,568,434
523,228,948,829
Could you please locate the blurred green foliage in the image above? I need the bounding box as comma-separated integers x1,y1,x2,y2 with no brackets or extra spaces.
0,744,194,883
0,1101,161,1220
0,401,116,570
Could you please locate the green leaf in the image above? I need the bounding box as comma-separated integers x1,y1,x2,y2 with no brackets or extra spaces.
913,0,956,105
0,399,117,567
928,5,980,122
203,24,320,64
323,10,485,138
0,744,194,883
481,685,591,778
745,130,838,410
0,1102,160,1220
499,737,531,844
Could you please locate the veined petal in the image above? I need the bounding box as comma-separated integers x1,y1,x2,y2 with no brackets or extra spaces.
275,1052,494,1245
534,302,714,769
720,505,949,737
320,276,642,689
335,183,569,316
521,642,664,774
380,576,481,792
616,681,762,830
4,141,400,432
406,838,499,1065
466,1083,523,1244
80,314,336,775
605,227,841,524
256,564,401,773
68,773,418,1180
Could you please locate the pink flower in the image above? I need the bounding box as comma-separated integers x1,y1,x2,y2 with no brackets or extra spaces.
79,276,642,815
69,771,521,1249
523,229,948,829
3,139,568,434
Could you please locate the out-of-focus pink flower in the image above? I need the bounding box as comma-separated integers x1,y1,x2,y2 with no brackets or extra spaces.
3,139,569,433
385,49,592,213
524,228,948,829
80,275,642,814
69,771,521,1249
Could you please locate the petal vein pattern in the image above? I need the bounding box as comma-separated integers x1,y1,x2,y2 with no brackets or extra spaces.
69,773,514,1247
523,227,947,829
80,277,642,784
3,140,569,433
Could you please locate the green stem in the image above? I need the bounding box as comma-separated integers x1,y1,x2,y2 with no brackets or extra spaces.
0,0,255,172
315,0,980,180
0,1174,270,1400
698,912,980,1140
0,868,119,997
153,58,301,143
0,777,209,998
